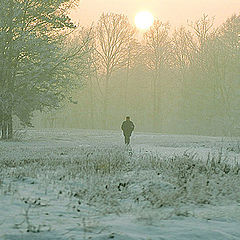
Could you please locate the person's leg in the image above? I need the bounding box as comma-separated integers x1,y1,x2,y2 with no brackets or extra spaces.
126,135,130,145
124,134,127,144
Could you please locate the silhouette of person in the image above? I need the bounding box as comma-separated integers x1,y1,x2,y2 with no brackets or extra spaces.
121,116,135,145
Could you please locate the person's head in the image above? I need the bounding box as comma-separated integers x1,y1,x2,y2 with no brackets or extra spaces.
126,116,130,121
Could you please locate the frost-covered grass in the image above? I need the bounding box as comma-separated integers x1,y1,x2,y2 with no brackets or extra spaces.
226,141,240,154
1,129,240,239
1,146,240,209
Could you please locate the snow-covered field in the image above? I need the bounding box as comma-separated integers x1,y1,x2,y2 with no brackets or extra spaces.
1,129,240,240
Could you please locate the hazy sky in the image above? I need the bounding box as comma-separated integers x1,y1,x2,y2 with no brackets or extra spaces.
71,0,240,27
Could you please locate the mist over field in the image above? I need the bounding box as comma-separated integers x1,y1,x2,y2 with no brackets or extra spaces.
0,1,240,239
33,13,239,137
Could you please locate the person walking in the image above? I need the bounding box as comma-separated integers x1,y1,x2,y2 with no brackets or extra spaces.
121,116,135,145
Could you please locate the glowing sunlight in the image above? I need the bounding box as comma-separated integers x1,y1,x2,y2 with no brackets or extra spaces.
135,11,154,30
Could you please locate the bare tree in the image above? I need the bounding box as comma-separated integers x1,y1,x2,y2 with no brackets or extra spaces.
188,14,215,50
95,13,136,128
75,26,96,128
171,26,195,124
207,14,240,135
171,26,195,79
144,20,170,131
124,39,140,114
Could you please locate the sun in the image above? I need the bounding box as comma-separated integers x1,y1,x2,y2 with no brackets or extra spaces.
135,11,154,30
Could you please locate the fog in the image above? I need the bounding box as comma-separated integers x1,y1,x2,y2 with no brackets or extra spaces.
0,1,239,139
33,13,240,137
71,0,239,27
1,3,240,238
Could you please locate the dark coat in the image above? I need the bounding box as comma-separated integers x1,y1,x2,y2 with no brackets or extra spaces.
121,120,135,135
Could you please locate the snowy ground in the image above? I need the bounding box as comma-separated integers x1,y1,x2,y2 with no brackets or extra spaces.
1,129,240,240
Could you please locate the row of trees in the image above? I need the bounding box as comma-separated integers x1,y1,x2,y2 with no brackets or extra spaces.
38,12,239,136
1,4,239,137
0,0,92,139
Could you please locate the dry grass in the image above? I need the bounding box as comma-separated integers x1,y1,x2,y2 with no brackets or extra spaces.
0,145,240,222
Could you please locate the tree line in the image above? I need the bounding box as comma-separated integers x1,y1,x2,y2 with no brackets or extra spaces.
1,2,239,138
39,12,239,136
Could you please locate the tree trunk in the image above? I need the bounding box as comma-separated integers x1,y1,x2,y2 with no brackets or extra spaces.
103,73,110,129
0,110,2,139
89,77,94,129
124,59,130,114
2,116,7,140
153,73,157,131
7,113,13,139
